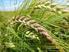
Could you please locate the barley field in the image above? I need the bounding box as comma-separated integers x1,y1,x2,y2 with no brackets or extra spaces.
0,0,69,52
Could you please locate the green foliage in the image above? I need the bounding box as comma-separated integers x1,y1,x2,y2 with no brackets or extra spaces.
0,0,69,52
